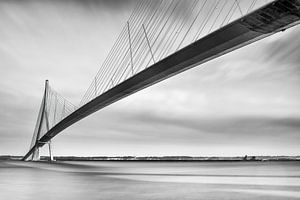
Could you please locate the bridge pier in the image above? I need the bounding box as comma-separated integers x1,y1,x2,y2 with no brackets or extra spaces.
32,147,40,161
32,141,54,162
48,140,54,162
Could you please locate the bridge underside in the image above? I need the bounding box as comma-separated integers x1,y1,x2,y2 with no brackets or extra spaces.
23,0,300,161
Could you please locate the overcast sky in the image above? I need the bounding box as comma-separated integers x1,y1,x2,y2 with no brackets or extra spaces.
0,0,300,157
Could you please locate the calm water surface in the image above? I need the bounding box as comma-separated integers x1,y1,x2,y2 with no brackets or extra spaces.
0,161,300,200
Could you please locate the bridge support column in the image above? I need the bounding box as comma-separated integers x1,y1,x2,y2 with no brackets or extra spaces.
48,140,54,161
32,147,40,161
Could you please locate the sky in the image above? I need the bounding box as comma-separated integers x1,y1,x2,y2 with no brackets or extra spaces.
0,0,300,157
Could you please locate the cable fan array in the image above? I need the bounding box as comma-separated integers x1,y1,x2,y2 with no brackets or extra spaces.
79,0,273,106
38,0,274,137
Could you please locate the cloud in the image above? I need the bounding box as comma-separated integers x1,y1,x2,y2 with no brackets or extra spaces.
0,0,300,156
63,103,300,145
264,25,300,66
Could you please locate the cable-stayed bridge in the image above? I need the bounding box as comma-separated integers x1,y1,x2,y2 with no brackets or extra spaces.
23,0,300,161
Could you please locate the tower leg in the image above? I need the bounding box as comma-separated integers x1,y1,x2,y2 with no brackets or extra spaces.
32,147,40,161
48,140,54,161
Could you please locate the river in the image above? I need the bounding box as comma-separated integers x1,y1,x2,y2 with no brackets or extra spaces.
0,161,299,199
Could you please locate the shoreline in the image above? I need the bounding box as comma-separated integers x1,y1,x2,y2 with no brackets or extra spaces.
1,155,300,162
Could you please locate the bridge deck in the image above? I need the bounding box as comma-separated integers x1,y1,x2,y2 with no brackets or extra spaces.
23,0,300,160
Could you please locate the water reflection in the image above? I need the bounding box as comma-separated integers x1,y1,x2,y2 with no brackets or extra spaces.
1,161,299,200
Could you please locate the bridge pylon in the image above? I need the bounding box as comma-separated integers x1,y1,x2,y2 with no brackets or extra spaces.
23,80,54,161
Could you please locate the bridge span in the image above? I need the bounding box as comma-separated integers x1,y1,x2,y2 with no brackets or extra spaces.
23,0,300,161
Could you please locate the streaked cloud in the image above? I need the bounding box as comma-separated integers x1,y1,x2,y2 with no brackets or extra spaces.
0,0,299,156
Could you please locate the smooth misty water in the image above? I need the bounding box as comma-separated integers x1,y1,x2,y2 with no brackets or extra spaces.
0,161,300,200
